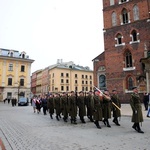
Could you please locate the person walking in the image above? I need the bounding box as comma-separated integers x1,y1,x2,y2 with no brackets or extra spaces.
130,86,144,133
93,90,103,129
111,89,121,126
77,91,86,123
102,90,112,128
32,96,37,113
68,91,77,124
47,94,54,119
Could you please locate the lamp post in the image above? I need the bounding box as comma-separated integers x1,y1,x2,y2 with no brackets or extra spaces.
18,81,20,102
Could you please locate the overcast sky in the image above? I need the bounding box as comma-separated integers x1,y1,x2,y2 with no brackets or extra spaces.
0,0,104,73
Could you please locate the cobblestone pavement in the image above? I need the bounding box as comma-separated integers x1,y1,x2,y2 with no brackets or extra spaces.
0,102,149,150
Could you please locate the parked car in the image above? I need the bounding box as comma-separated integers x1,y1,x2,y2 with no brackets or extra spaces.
18,97,28,106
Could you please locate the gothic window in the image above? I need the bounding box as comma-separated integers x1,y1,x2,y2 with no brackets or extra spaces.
112,12,117,26
127,76,134,90
116,33,122,44
133,5,139,21
125,51,133,68
110,0,114,6
131,30,138,42
99,75,106,90
122,9,128,24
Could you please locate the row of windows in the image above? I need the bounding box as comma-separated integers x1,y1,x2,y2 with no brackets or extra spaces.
51,86,92,92
8,64,25,72
111,5,139,26
50,73,92,79
8,78,24,86
51,79,93,85
115,29,139,46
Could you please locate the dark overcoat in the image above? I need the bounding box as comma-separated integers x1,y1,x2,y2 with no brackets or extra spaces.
102,97,111,119
60,95,68,116
68,95,77,118
77,95,86,117
47,97,54,114
130,93,143,123
53,96,61,115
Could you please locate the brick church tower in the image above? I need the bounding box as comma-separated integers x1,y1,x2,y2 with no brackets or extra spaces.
93,0,150,102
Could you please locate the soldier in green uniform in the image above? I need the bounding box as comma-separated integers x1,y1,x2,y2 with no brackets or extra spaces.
47,94,54,119
77,91,86,123
111,89,121,126
102,90,112,128
68,91,77,124
60,92,68,122
53,93,61,121
93,90,103,129
130,87,144,133
86,91,94,122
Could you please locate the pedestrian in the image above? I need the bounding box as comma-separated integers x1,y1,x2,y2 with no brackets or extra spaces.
60,92,68,122
77,91,86,123
93,90,103,129
143,93,149,111
130,86,144,133
68,91,77,124
86,91,94,122
47,94,54,119
102,90,112,128
111,89,121,126
32,96,37,113
53,93,61,121
36,96,41,114
41,95,48,115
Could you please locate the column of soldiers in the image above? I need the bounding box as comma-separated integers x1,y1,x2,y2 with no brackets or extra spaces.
46,89,122,129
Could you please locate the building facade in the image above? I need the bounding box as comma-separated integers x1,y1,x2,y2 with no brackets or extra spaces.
31,60,93,95
0,48,34,101
93,0,150,102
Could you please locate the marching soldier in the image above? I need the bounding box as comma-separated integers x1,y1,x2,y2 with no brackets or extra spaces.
86,91,94,122
53,93,61,121
93,90,103,129
77,91,86,123
130,86,144,133
60,92,68,122
111,89,121,126
47,94,54,119
68,91,77,124
102,90,112,128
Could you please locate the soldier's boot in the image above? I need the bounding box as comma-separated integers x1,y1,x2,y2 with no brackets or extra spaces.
80,117,86,123
63,117,67,122
73,119,77,125
136,123,144,133
132,123,138,131
50,114,53,119
94,120,101,129
56,115,59,121
90,116,94,122
113,118,120,126
59,114,61,118
106,119,111,128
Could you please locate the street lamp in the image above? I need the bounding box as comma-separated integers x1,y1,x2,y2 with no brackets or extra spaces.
18,81,20,102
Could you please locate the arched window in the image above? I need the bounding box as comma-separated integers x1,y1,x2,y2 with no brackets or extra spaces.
112,12,117,26
127,76,134,90
99,75,106,90
116,33,122,45
131,30,138,42
133,5,139,21
125,51,132,68
122,8,128,24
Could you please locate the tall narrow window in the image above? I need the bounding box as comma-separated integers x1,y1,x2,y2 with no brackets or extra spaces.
133,5,139,21
99,75,106,90
112,12,117,26
125,51,132,67
9,64,13,71
131,30,138,42
127,77,133,90
20,79,24,86
21,65,25,72
8,78,12,86
116,34,122,45
110,0,114,6
122,9,128,24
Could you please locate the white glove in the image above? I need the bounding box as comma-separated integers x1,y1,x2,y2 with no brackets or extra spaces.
135,110,137,114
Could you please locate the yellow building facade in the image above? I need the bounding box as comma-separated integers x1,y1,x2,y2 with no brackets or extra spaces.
49,64,93,93
0,48,34,101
